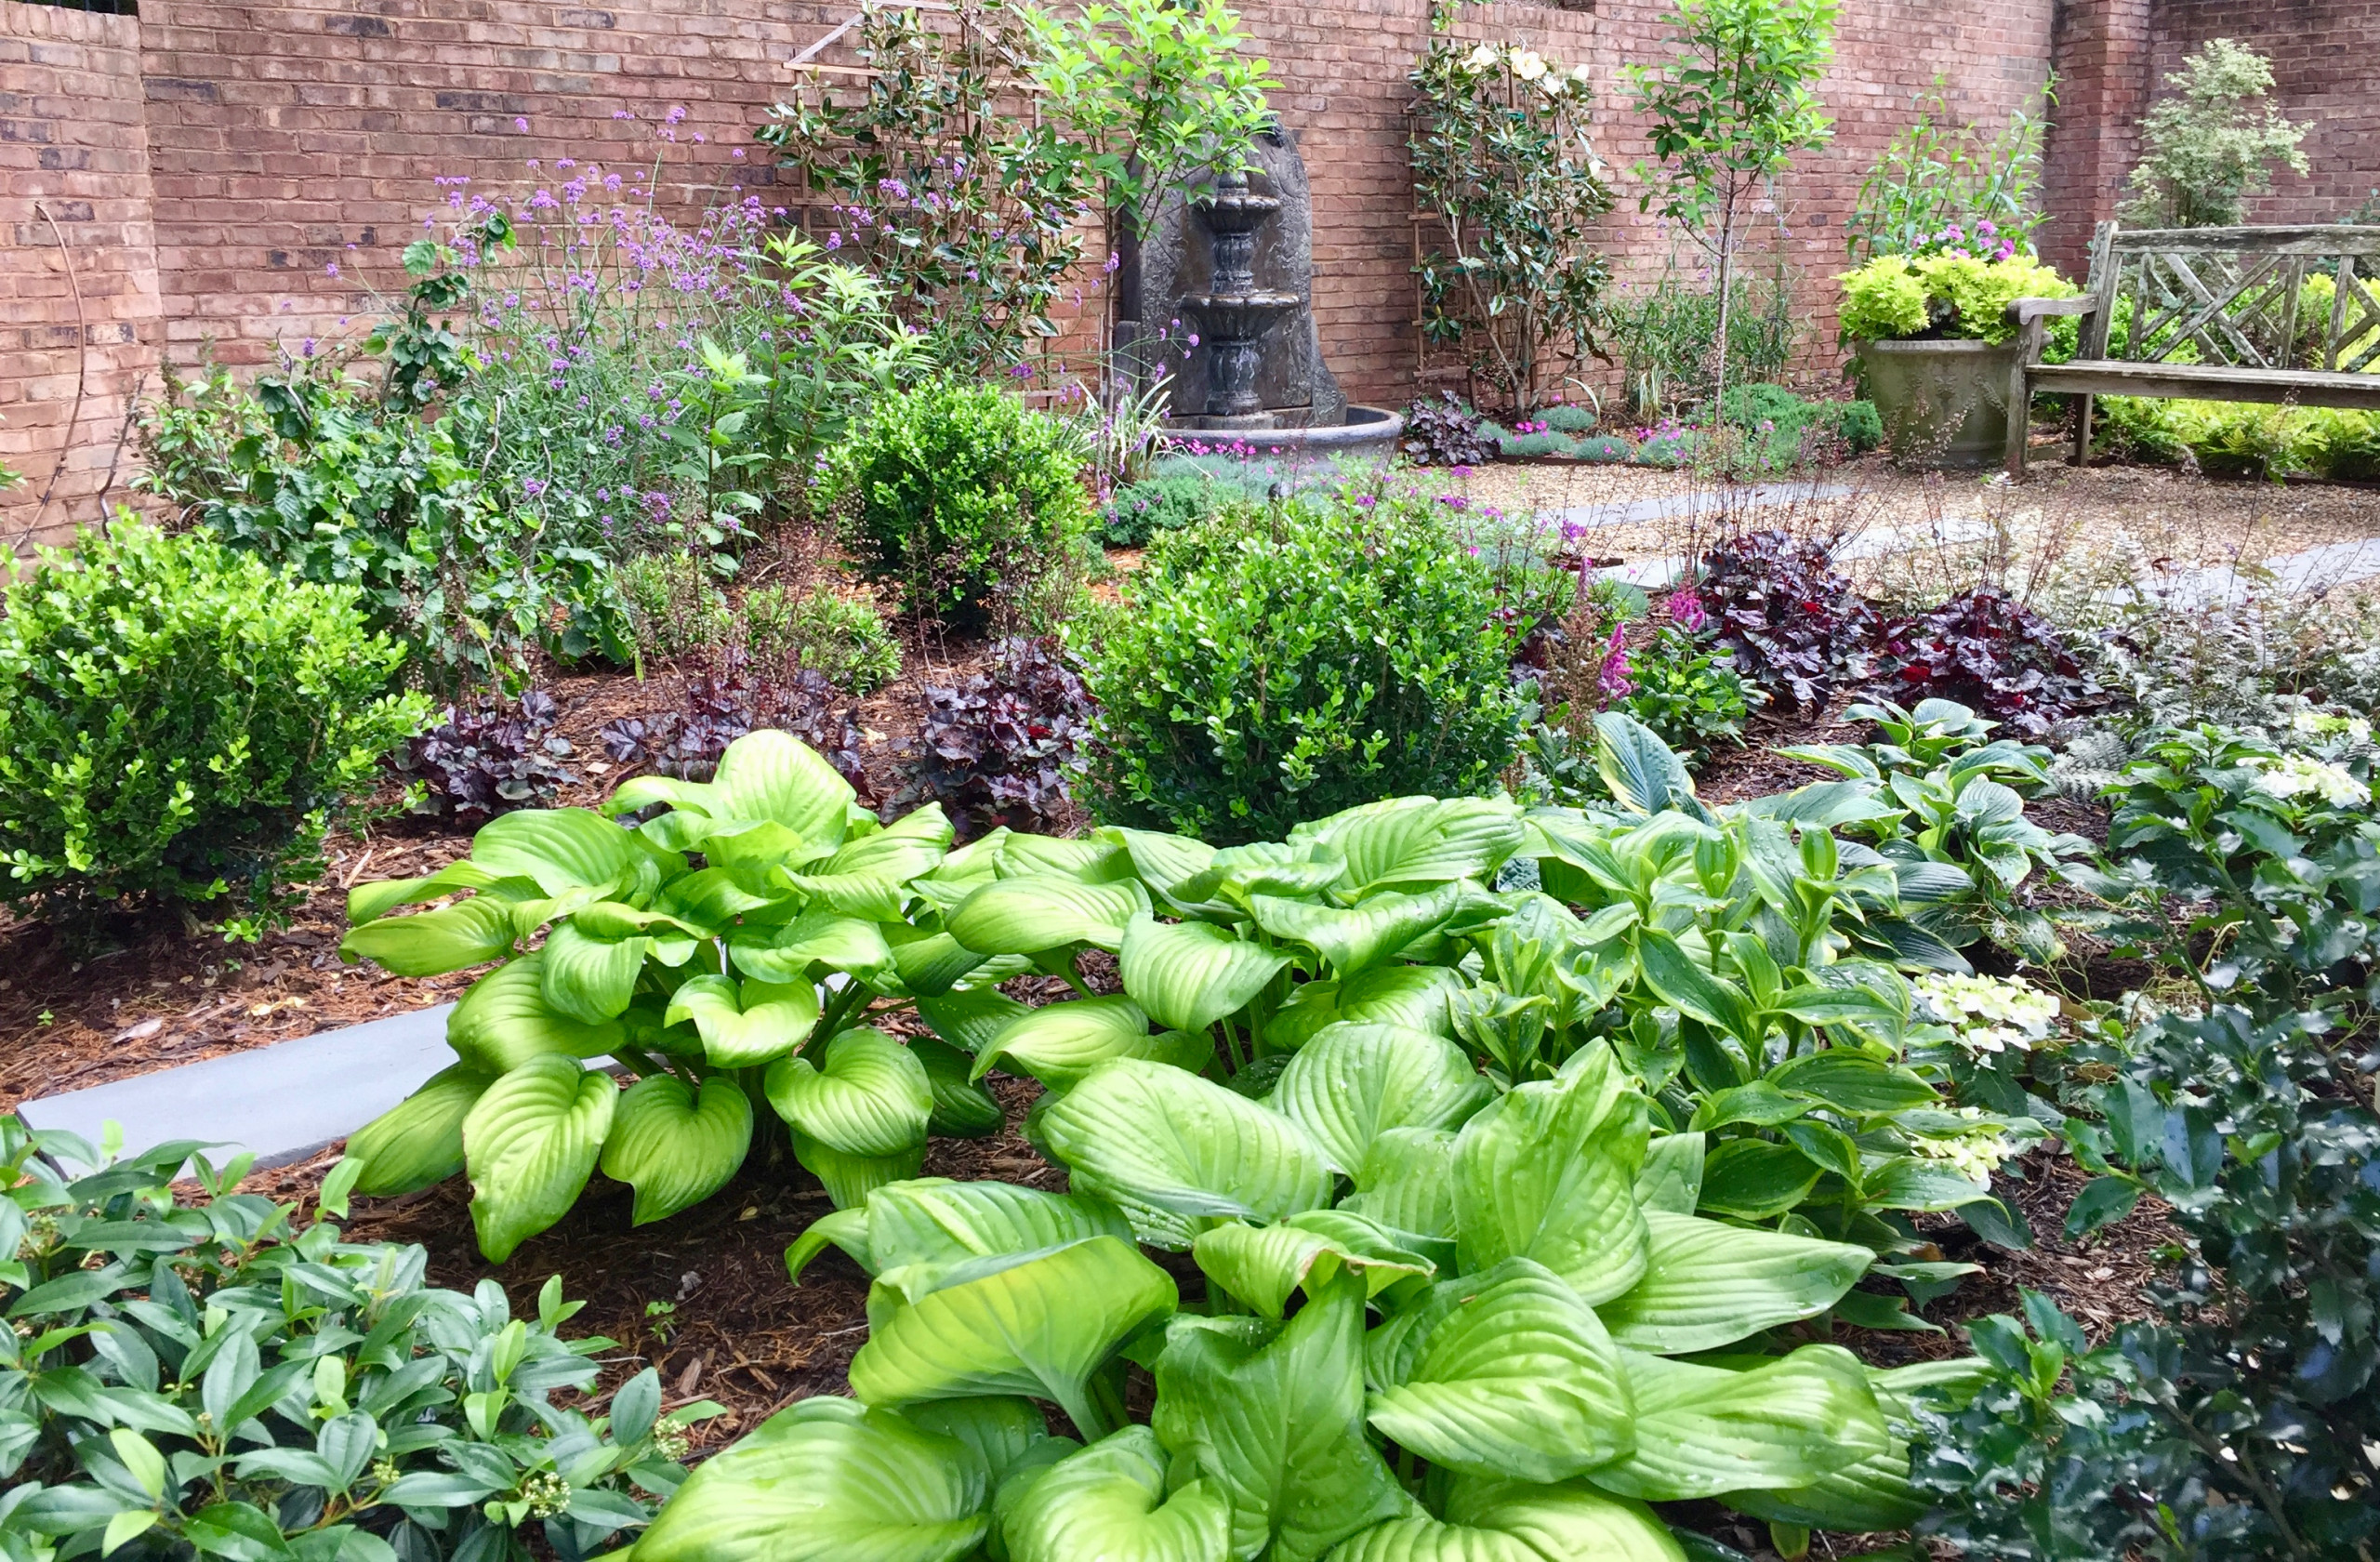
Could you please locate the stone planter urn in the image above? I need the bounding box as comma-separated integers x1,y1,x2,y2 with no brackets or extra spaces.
1857,338,2020,469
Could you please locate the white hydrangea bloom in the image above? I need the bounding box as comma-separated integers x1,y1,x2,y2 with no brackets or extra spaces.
2288,707,2372,745
1914,972,2061,1055
2248,753,2370,808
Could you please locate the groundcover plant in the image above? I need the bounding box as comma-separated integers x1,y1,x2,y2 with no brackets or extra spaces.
330,720,2040,1560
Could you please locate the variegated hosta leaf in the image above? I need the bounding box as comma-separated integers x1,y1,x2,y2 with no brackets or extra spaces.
1328,1476,1686,1562
445,953,624,1076
460,1054,617,1263
1270,1022,1491,1175
1118,913,1293,1034
665,973,820,1067
1585,1345,1889,1502
1191,1210,1435,1319
786,1178,1136,1285
1452,1043,1651,1304
632,1397,989,1562
1593,1211,1872,1355
1286,795,1527,894
1034,1059,1335,1238
946,875,1150,956
1265,966,1465,1050
1152,1272,1406,1562
851,1237,1176,1440
339,894,518,976
765,1028,934,1158
1341,1127,1460,1240
1364,1258,1633,1484
730,908,896,986
1002,1427,1231,1562
599,1073,753,1225
1249,883,1468,975
344,1064,491,1197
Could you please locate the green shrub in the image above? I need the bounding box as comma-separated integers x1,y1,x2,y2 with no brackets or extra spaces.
1835,253,2077,344
0,1116,715,1562
1541,402,1599,432
744,582,902,693
0,520,430,931
818,377,1093,626
1101,470,1223,548
1714,384,1884,469
1606,623,1752,766
616,549,733,661
1079,490,1533,841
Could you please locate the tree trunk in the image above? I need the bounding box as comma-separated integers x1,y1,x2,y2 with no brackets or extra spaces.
1712,224,1736,432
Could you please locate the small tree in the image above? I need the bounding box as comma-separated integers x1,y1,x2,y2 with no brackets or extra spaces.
1622,0,1835,417
1408,21,1615,415
1023,0,1276,357
2121,38,2308,230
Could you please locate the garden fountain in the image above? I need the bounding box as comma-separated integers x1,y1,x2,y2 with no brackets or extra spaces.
1121,129,1403,461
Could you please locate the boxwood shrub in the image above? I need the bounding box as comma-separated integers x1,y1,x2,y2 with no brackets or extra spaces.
1079,489,1532,841
817,377,1092,627
0,519,429,930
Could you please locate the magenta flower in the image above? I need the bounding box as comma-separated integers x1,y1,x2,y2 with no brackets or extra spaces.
1666,587,1707,633
1597,626,1633,699
513,116,529,132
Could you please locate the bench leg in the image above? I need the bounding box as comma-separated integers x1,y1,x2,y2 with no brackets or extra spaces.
2071,393,2093,467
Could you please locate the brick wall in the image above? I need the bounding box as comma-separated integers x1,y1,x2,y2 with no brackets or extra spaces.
2148,0,2380,225
6,0,2374,550
1,0,159,555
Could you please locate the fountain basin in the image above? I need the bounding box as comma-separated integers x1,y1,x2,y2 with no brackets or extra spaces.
1159,404,1407,466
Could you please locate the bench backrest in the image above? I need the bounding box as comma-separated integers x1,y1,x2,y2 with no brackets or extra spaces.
2081,222,2380,374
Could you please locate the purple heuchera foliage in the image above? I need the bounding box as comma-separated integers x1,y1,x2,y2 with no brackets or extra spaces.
899,637,1091,840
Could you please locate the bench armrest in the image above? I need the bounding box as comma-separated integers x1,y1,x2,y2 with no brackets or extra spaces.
2005,296,2097,324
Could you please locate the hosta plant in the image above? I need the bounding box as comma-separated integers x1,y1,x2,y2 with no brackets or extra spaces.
647,1039,1992,1562
334,730,1063,1259
0,1117,715,1562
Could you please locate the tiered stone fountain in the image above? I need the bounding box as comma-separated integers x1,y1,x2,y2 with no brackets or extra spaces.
1119,129,1402,460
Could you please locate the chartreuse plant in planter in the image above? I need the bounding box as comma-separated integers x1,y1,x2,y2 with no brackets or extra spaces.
648,1039,1993,1562
330,728,1162,1260
0,1116,717,1562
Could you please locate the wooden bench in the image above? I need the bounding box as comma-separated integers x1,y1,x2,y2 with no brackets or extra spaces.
2004,222,2380,475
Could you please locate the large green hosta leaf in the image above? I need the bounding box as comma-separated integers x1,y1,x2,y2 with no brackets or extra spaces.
1249,884,1468,975
1328,1477,1685,1562
1003,1427,1231,1562
470,807,641,896
1288,796,1526,894
851,1237,1176,1439
1451,1044,1650,1305
1593,1211,1871,1354
1585,1345,1888,1502
1341,1128,1459,1240
1271,1023,1489,1175
914,986,1030,1053
785,1179,1136,1285
345,1064,491,1197
460,1055,617,1262
795,1132,928,1211
599,1074,753,1225
1364,1259,1633,1484
1118,914,1293,1034
349,858,505,925
539,920,653,1023
731,909,897,986
915,1038,1003,1137
1154,1272,1406,1562
1035,1060,1334,1238
1719,1358,1989,1531
633,1397,989,1562
946,876,1150,955
611,728,857,847
1191,1211,1435,1319
1263,967,1464,1051
446,953,625,1075
340,894,517,976
665,974,820,1067
973,997,1209,1091
766,1029,934,1158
